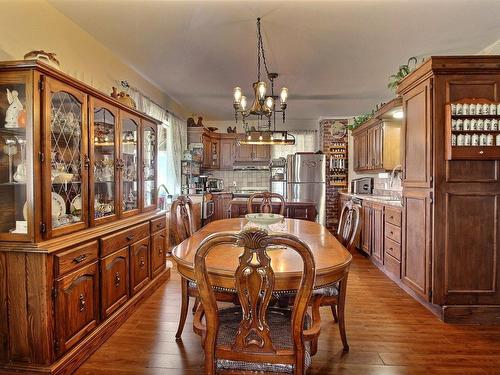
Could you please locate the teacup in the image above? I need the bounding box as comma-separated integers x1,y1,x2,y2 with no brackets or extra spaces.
483,104,490,115
464,134,472,146
471,134,479,146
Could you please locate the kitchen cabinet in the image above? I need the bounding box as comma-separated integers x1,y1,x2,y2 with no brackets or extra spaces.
235,136,271,162
202,133,219,169
54,261,99,356
360,201,372,255
352,98,402,173
130,237,150,295
219,137,236,170
150,216,167,278
0,61,171,374
371,203,384,265
213,193,233,221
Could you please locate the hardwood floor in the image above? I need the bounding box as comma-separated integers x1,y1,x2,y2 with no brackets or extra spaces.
76,254,500,375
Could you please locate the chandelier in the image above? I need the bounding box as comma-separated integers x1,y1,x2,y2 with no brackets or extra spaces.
233,18,294,145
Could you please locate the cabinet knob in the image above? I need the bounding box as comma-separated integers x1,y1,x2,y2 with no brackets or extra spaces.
114,272,121,287
139,257,145,269
79,293,86,312
126,235,135,242
479,150,484,155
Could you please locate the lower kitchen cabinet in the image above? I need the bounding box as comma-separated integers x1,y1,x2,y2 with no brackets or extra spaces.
101,247,130,319
130,237,151,295
230,200,318,222
54,261,99,356
213,193,233,220
361,202,372,255
371,203,384,265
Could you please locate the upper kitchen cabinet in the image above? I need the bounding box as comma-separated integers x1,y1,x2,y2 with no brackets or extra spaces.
352,98,402,173
219,135,236,170
235,134,271,162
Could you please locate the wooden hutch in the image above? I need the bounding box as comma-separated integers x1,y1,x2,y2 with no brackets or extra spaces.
0,60,170,374
397,56,500,323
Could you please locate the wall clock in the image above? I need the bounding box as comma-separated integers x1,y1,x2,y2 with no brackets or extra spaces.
330,121,347,140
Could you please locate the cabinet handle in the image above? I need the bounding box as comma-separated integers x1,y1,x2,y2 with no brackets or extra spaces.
79,294,86,312
83,155,90,169
158,248,163,255
139,257,145,269
389,216,394,220
390,231,394,235
126,235,135,241
73,254,87,264
114,272,121,287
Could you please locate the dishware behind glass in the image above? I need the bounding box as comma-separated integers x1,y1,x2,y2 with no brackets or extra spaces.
471,134,479,146
456,119,463,130
483,104,490,115
470,119,477,130
463,119,470,130
479,134,487,146
496,134,500,146
477,119,484,131
457,134,465,146
451,103,457,115
470,104,476,115
464,134,471,146
476,103,483,114
484,119,491,131
490,104,497,115
456,103,463,115
487,134,494,146
463,103,469,115
492,119,498,131
451,134,457,146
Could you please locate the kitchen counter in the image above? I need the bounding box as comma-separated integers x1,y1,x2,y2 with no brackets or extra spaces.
339,191,403,207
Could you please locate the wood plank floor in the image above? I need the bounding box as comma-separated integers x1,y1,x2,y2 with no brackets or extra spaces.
76,254,500,375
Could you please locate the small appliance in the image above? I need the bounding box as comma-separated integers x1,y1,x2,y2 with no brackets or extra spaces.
351,177,373,195
206,177,224,192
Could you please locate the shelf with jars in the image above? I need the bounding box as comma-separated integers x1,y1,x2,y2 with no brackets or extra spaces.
446,98,500,160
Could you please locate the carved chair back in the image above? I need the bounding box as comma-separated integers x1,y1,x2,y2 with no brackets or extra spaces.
194,229,316,374
170,196,194,245
247,192,286,216
337,201,361,251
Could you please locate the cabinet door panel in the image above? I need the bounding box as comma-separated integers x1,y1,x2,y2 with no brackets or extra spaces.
402,189,432,300
371,204,384,264
253,144,270,161
101,247,129,318
235,140,253,162
43,77,88,238
130,237,150,295
402,79,432,187
120,113,141,217
361,204,371,254
202,134,212,168
142,121,157,211
55,261,99,356
151,230,166,278
219,138,235,170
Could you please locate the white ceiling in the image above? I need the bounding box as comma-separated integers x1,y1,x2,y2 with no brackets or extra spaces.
50,0,500,123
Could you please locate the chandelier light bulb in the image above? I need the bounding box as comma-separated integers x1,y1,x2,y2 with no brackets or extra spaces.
265,96,274,109
240,95,248,110
280,87,288,104
257,81,267,100
233,87,242,103
259,134,263,141
247,134,252,140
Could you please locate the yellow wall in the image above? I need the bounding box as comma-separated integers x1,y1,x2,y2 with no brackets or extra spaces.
0,0,187,117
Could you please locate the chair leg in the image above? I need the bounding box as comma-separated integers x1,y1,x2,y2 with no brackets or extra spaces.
192,297,200,314
337,276,349,352
331,304,339,323
175,277,190,340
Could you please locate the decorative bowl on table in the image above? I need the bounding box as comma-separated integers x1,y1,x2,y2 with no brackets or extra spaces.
245,213,284,230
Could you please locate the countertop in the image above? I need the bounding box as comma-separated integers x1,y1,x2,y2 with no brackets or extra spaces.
339,191,403,208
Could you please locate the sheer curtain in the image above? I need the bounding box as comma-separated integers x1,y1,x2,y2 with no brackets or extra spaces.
271,130,318,159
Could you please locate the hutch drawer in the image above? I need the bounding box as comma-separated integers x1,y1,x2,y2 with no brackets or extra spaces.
54,241,99,276
385,222,401,244
100,222,150,257
150,216,167,233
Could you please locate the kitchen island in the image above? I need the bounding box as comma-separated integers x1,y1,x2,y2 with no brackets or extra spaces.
230,198,318,222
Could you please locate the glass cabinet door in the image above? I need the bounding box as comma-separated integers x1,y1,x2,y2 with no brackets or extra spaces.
120,114,140,216
0,71,33,241
142,121,157,211
44,77,88,237
90,98,118,225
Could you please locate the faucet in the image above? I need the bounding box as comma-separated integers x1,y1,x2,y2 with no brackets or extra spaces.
389,165,402,189
157,184,172,210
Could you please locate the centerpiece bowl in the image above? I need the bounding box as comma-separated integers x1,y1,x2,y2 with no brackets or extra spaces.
245,213,284,230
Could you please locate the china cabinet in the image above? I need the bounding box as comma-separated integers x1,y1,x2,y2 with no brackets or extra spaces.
0,60,170,375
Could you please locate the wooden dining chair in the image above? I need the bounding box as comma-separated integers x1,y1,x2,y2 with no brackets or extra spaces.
171,196,236,340
193,229,321,375
309,200,360,352
247,191,286,216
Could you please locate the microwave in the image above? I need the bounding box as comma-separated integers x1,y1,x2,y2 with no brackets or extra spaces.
351,177,373,195
206,178,224,192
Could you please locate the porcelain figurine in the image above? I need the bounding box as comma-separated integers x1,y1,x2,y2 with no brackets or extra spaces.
5,89,24,128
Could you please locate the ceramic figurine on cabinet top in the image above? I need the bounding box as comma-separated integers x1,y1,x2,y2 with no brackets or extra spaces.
4,89,24,128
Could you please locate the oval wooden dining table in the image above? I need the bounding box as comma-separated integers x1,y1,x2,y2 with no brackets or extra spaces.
172,218,353,292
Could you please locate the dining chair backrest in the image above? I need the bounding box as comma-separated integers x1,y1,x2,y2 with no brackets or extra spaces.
194,229,316,374
247,192,286,216
337,200,361,251
170,196,194,245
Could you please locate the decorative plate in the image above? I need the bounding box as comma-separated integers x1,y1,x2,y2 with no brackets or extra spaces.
70,194,82,214
330,121,347,140
52,192,66,218
245,213,284,228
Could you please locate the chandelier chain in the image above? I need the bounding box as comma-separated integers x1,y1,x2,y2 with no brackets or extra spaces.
256,18,270,81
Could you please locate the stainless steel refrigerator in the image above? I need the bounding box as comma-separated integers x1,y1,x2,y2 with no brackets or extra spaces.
286,153,326,225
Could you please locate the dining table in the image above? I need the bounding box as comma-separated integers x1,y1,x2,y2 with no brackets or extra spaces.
172,218,353,293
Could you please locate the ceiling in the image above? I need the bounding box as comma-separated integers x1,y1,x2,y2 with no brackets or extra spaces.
50,0,500,123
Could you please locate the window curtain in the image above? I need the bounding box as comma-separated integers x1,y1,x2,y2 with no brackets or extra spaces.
271,130,318,159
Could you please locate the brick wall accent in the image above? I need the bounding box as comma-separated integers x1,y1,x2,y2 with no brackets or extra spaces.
320,119,349,234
